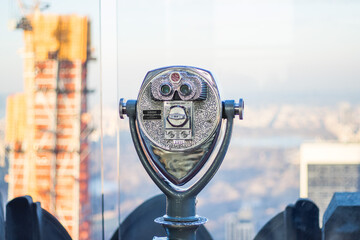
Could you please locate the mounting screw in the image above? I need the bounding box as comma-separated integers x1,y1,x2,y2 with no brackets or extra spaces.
234,98,244,120
119,98,127,119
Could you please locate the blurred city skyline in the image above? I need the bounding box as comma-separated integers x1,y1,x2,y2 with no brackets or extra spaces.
1,0,360,111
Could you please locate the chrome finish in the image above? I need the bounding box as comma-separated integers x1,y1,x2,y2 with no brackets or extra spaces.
136,66,222,186
150,68,209,102
143,132,218,185
126,100,237,240
155,216,207,240
137,66,221,152
119,98,126,119
234,98,244,120
119,66,244,240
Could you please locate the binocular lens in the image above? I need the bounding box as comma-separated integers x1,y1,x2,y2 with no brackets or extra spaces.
160,84,172,96
180,84,192,96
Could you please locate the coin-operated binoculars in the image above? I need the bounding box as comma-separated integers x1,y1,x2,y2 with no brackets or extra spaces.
119,66,244,240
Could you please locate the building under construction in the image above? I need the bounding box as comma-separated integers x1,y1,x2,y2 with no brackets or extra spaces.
5,11,91,240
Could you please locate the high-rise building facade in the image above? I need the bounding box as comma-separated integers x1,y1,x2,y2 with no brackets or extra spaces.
300,142,360,221
225,209,255,240
5,11,91,240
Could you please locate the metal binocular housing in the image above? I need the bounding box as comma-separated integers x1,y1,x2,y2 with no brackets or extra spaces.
120,66,244,240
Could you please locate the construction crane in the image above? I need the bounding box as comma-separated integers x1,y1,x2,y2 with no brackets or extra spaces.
8,0,49,30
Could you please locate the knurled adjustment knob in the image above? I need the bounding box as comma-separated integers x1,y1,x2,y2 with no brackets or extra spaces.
119,98,127,119
234,98,244,120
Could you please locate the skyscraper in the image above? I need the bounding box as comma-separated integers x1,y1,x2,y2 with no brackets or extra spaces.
300,142,360,221
225,208,255,240
5,11,91,240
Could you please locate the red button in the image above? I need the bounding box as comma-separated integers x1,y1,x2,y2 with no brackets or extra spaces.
170,72,181,82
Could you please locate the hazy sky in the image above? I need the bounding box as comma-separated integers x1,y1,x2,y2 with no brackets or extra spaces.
1,0,360,109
